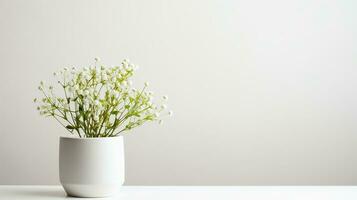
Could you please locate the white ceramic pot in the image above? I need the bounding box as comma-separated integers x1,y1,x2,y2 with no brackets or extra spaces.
59,136,125,198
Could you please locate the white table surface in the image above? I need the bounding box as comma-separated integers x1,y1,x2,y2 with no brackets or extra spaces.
0,186,357,200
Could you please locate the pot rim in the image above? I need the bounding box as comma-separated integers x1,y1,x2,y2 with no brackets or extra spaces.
60,136,123,140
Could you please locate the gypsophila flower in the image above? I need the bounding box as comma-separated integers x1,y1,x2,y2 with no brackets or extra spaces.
162,95,168,100
168,111,173,116
34,58,172,138
154,112,160,118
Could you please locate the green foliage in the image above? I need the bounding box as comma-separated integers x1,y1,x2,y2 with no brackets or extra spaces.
34,58,172,138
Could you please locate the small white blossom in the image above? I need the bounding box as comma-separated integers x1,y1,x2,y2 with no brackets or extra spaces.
113,93,120,99
162,95,168,100
77,89,83,95
168,111,173,116
102,74,108,81
35,58,172,138
95,57,100,62
154,112,160,118
149,96,153,102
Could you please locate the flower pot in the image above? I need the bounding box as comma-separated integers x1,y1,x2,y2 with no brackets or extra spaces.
59,136,125,197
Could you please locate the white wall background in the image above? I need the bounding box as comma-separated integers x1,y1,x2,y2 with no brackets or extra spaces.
0,0,357,185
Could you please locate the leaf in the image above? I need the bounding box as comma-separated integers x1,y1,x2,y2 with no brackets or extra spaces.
66,125,75,129
111,111,120,115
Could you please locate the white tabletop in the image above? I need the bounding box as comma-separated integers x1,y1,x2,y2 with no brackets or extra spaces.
0,186,357,200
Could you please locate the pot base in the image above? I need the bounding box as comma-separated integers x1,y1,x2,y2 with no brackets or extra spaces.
62,183,121,198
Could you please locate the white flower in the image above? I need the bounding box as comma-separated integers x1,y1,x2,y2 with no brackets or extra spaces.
64,104,70,110
168,110,173,116
84,74,91,80
88,88,95,94
102,74,108,81
148,96,153,102
66,87,73,94
77,89,83,95
105,83,113,90
159,120,163,125
36,58,171,137
113,92,120,99
84,90,89,96
154,112,160,118
95,57,100,62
